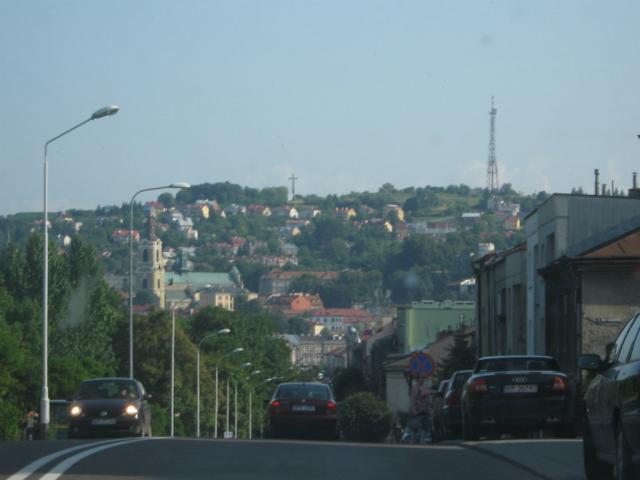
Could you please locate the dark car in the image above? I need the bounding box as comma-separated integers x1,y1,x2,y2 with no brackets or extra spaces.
442,370,473,436
579,311,640,480
461,356,573,441
267,382,338,440
431,379,450,442
68,378,152,438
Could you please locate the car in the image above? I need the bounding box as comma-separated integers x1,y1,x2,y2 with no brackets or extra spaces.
67,377,152,438
431,379,450,442
442,370,473,436
266,382,338,440
461,356,573,441
579,311,640,480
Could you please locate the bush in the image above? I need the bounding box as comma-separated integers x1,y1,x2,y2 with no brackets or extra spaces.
337,392,392,442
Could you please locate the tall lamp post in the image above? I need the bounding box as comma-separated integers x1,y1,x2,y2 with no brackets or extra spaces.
42,105,119,438
128,182,190,379
245,370,261,440
196,328,230,438
215,348,244,438
233,362,252,439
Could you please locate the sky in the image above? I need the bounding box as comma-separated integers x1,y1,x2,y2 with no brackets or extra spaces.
1,0,640,215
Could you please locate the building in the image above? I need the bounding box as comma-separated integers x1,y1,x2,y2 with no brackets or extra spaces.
136,236,166,308
525,193,640,354
473,244,527,357
396,300,474,355
258,270,340,296
308,308,376,334
264,293,324,317
285,336,347,368
111,229,140,244
539,218,640,382
164,269,244,311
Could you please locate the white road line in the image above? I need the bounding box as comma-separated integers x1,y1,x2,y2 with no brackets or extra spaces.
7,439,126,480
38,438,148,480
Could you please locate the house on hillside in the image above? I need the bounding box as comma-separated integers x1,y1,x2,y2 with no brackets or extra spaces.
259,270,340,296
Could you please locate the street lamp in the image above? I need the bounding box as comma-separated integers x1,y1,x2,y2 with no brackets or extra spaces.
245,370,261,440
233,362,252,439
215,347,244,438
196,328,231,438
41,105,119,438
128,182,190,379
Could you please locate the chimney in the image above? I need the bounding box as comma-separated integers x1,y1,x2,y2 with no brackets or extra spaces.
601,184,606,196
594,169,600,196
629,172,640,198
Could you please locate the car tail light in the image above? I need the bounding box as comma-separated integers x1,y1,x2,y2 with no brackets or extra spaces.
446,391,461,406
552,376,568,392
269,400,281,414
468,378,488,393
326,400,337,413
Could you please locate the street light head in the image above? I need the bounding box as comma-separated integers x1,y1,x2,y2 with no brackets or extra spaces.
91,105,120,119
251,370,261,376
241,362,252,369
169,182,191,189
217,328,231,335
231,347,244,354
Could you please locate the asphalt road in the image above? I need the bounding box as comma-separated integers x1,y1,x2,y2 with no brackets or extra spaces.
0,438,586,480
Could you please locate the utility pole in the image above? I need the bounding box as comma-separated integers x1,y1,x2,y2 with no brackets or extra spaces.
486,97,499,192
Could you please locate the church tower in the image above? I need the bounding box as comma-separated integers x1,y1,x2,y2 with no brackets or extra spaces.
136,211,165,308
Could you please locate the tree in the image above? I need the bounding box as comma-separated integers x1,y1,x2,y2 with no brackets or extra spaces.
437,329,477,382
157,192,175,209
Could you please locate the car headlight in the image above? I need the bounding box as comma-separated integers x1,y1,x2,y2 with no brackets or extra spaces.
124,404,139,415
70,405,82,417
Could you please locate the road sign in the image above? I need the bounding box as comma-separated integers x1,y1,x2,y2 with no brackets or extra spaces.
408,352,436,378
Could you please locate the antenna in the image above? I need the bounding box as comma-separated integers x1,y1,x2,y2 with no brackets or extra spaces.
486,97,499,192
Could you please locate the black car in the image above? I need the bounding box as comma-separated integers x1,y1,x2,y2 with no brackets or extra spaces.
442,370,472,436
68,378,152,438
579,311,640,480
267,382,338,440
461,356,573,440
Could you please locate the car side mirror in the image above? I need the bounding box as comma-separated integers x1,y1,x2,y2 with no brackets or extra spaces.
143,393,152,400
578,354,602,371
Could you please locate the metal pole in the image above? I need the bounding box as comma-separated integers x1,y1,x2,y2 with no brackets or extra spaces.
196,348,200,438
129,197,134,378
41,143,49,440
234,382,238,439
170,308,176,437
215,365,219,438
249,389,252,440
226,377,230,438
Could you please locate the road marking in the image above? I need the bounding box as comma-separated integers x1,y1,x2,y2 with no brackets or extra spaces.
38,438,148,480
7,439,126,480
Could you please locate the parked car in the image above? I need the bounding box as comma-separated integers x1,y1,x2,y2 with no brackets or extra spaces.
579,311,640,480
266,382,338,440
442,370,473,436
68,378,152,438
432,379,450,442
461,356,573,441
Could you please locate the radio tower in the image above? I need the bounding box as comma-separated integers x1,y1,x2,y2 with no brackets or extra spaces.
486,97,499,192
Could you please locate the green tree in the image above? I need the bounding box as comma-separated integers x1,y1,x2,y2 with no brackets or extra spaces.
437,329,477,381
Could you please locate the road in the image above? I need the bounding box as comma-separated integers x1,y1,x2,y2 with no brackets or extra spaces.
0,438,585,480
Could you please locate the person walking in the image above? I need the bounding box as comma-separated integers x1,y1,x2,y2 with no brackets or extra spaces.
21,408,39,440
409,374,432,444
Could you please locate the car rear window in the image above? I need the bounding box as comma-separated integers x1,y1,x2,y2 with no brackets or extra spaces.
276,385,330,400
475,358,559,373
76,380,138,400
452,372,471,388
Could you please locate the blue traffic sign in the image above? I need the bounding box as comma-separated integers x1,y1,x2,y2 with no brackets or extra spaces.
408,352,436,378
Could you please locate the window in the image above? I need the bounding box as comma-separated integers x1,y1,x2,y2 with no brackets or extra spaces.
616,315,640,364
142,278,148,289
143,249,149,262
609,314,639,363
628,324,640,362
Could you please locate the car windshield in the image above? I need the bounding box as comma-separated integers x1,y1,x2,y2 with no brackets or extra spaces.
475,358,559,373
276,385,330,401
76,380,138,400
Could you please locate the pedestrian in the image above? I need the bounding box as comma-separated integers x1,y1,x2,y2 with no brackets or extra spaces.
21,408,39,440
409,374,432,444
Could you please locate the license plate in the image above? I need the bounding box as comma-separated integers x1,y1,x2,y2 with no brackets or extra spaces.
91,418,116,425
292,405,315,412
503,384,537,394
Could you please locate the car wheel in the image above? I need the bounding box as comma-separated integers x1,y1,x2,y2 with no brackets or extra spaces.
462,413,479,441
614,421,635,480
583,420,612,480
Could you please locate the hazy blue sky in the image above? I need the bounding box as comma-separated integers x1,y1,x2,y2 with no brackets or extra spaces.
1,0,639,214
